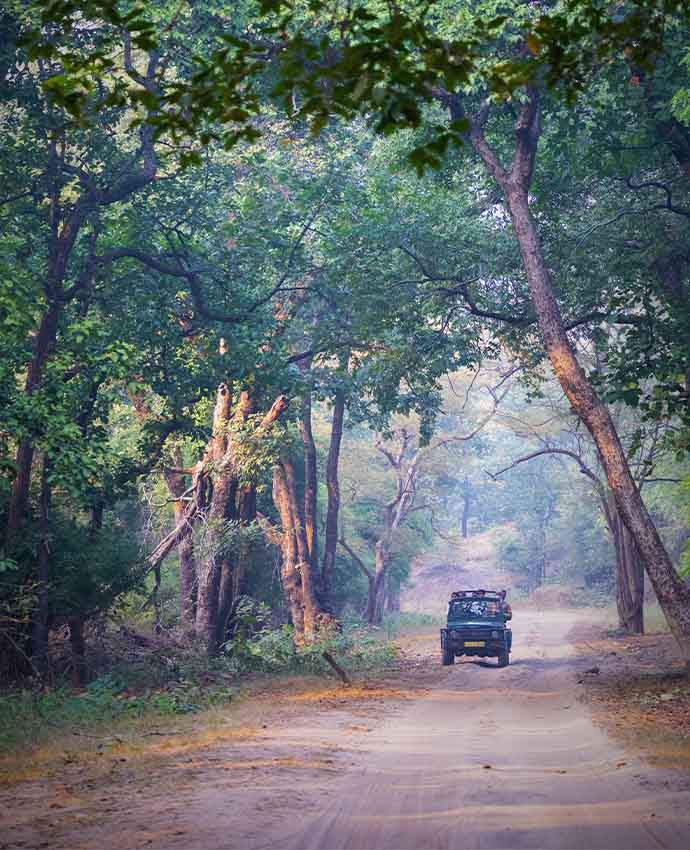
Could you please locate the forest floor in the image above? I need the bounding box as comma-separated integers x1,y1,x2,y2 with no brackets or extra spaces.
1,607,689,849
573,622,690,772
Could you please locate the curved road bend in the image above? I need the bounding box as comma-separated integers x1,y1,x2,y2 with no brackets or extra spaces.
268,610,690,850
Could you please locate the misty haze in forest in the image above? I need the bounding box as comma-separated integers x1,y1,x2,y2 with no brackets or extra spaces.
1,2,690,848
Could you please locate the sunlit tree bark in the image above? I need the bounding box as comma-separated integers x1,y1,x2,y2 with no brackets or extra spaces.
457,88,690,664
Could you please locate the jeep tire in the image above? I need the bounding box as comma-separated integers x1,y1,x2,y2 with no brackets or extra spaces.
442,645,455,666
497,649,509,668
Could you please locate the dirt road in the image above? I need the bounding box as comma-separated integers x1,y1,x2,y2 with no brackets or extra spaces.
2,609,689,849
265,610,690,850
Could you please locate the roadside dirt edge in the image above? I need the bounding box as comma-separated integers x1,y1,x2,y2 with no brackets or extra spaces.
571,620,690,770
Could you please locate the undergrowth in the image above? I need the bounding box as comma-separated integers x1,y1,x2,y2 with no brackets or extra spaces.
381,611,442,636
0,617,399,755
0,675,234,752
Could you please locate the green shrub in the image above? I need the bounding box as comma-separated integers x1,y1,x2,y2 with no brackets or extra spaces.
0,673,234,753
219,617,400,676
381,611,441,637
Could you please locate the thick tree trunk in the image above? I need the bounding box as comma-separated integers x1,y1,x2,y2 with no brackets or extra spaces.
466,91,690,666
271,460,334,643
215,554,233,649
196,472,237,653
283,460,321,637
203,389,250,650
373,582,386,624
273,466,307,641
322,388,345,598
194,561,219,652
195,384,234,654
617,526,645,635
216,484,256,647
199,390,289,651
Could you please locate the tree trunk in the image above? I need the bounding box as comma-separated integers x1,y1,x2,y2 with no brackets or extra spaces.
271,459,335,643
6,303,61,543
234,485,256,606
196,473,236,653
68,615,87,687
283,460,321,637
31,459,51,676
504,184,690,658
373,580,386,624
323,388,345,599
386,583,401,613
299,380,319,573
468,92,690,666
177,531,197,628
369,541,388,625
195,384,234,655
163,456,197,634
617,525,645,635
216,484,256,647
609,497,645,634
213,389,258,647
153,563,162,634
365,574,377,624
273,466,307,641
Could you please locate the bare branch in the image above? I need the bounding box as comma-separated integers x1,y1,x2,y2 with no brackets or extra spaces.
338,537,372,579
469,104,509,185
487,447,605,501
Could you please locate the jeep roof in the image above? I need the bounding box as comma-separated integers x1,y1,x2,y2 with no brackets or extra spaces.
449,589,507,601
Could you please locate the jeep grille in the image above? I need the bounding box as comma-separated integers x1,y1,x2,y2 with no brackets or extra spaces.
451,627,494,640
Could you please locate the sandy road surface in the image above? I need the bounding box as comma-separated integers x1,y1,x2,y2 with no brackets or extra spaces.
266,610,690,850
2,609,689,850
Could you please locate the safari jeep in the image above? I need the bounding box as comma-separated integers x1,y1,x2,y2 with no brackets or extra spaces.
440,589,512,667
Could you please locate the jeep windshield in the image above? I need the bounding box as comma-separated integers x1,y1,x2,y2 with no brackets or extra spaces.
448,598,502,620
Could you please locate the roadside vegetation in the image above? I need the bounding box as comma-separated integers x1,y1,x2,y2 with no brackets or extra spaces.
0,613,405,758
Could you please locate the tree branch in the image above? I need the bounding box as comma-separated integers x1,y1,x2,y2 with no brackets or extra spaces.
338,537,372,580
487,447,605,499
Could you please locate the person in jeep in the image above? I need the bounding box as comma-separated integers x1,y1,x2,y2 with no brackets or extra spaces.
440,589,512,667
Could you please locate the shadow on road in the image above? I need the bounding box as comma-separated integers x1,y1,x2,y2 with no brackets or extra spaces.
460,657,569,671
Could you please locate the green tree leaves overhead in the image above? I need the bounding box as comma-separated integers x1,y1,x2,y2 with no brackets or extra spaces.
19,1,690,171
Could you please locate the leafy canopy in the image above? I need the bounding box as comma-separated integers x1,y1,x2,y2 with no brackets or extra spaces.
20,0,690,171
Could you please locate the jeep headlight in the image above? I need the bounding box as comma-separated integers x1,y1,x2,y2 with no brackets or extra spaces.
451,630,460,639
491,630,500,639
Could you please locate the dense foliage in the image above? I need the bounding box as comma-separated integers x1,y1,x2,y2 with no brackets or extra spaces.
1,0,690,686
